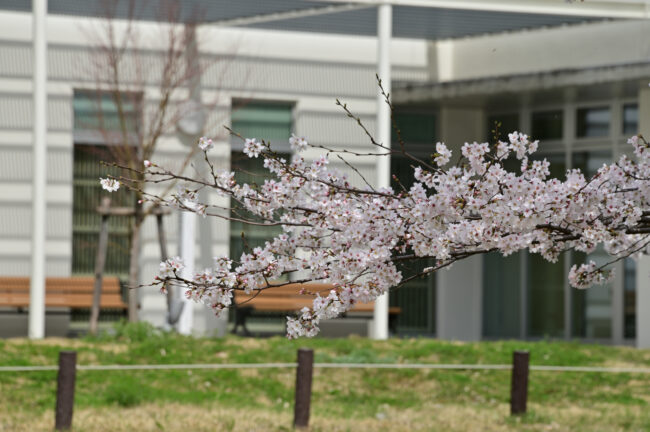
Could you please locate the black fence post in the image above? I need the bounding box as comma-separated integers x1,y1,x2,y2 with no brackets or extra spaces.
55,351,77,430
293,348,314,428
510,350,529,415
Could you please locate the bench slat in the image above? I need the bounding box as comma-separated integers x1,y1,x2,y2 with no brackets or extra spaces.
235,286,401,315
0,288,122,294
244,283,334,296
0,277,126,309
0,294,127,308
0,277,120,293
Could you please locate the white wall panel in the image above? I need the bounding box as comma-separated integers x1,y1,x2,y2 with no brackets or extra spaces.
0,257,70,277
0,205,70,239
0,147,72,183
1,41,427,100
0,93,72,130
0,130,71,149
0,239,70,258
295,110,376,147
0,183,72,204
447,20,650,82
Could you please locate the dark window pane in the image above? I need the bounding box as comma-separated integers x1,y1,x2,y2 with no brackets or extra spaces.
527,153,566,338
230,103,292,265
391,112,435,144
577,107,610,138
624,258,636,339
487,113,519,143
73,90,139,133
573,150,611,177
231,102,293,146
623,104,639,136
532,110,563,141
389,259,436,336
391,155,418,190
390,154,436,335
528,253,565,338
571,151,613,339
72,144,133,278
229,151,288,263
483,252,521,338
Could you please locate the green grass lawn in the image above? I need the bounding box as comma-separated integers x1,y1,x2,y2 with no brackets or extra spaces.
1,322,650,431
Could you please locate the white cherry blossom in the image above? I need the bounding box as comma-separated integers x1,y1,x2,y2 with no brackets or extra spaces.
198,136,213,151
289,134,308,152
243,138,264,158
100,177,120,192
114,125,650,338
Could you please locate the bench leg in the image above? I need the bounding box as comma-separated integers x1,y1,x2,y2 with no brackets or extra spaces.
232,307,252,336
389,314,399,336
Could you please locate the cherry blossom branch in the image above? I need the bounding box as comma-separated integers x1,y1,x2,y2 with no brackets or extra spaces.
100,94,650,338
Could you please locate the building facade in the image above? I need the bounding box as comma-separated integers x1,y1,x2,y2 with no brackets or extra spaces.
394,19,650,346
0,9,429,336
0,5,647,346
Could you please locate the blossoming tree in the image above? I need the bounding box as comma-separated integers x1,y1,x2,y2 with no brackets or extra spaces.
102,95,650,338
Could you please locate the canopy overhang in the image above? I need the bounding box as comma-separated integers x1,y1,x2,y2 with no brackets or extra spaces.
393,61,650,105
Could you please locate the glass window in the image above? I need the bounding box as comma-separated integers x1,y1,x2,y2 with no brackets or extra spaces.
390,110,437,334
229,103,292,263
571,151,613,339
487,113,519,143
390,112,435,191
391,112,435,144
72,90,136,278
72,144,133,278
577,107,610,138
389,258,436,336
624,258,636,339
527,153,566,338
483,252,521,338
390,155,436,335
231,102,293,146
623,104,639,136
528,254,565,338
532,110,563,141
73,90,139,133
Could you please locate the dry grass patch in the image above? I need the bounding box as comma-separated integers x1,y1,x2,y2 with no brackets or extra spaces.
4,402,648,432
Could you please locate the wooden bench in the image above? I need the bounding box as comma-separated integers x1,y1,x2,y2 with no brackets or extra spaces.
233,283,401,336
0,277,127,309
0,276,127,337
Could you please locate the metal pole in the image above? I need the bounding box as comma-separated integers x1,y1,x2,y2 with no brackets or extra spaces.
372,2,392,340
175,26,201,336
293,348,314,428
510,350,530,415
29,0,47,340
177,210,195,335
55,351,77,430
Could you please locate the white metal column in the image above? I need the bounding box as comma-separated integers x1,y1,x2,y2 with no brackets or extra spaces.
29,0,47,340
372,3,392,340
178,211,195,335
562,92,576,340
636,85,650,348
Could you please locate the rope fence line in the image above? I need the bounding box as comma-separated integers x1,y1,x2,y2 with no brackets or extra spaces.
2,362,650,373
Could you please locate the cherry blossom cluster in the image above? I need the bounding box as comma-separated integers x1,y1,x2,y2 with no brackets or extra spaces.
105,126,650,338
100,177,120,192
156,255,236,316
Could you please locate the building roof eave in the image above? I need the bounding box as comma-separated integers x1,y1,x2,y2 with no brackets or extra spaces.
393,61,650,104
